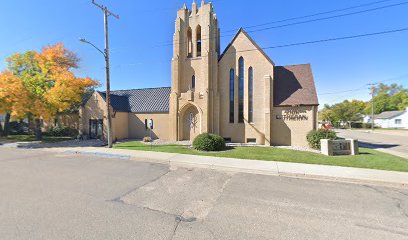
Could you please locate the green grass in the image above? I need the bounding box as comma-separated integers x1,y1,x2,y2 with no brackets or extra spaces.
0,135,73,143
114,141,408,172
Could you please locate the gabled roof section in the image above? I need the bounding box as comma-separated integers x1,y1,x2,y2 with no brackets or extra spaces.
274,64,319,107
375,110,405,119
97,87,171,113
219,28,275,66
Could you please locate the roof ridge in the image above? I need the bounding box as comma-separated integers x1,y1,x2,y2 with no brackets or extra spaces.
111,86,171,92
277,63,311,67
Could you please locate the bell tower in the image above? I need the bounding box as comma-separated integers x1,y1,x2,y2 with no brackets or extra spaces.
169,0,221,141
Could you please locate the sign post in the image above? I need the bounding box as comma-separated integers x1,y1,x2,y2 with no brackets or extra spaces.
148,119,154,149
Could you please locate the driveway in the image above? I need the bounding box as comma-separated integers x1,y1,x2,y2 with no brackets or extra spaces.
336,129,408,159
1,148,408,239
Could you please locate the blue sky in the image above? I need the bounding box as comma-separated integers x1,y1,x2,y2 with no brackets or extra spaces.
0,0,407,107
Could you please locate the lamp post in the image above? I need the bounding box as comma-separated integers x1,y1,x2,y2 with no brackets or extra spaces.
80,38,112,147
80,1,119,148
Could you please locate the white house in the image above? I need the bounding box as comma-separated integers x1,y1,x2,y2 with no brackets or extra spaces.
365,108,408,129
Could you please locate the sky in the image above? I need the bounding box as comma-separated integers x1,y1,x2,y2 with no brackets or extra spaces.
0,0,407,108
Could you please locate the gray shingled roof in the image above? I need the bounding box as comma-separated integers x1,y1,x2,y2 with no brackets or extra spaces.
98,87,171,113
274,64,319,106
374,110,404,119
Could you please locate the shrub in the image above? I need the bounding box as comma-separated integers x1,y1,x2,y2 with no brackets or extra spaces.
351,122,363,129
143,136,152,142
47,126,78,137
193,133,226,151
363,123,374,129
306,129,337,150
9,121,30,135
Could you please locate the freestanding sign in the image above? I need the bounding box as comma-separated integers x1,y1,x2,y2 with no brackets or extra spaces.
148,119,154,149
321,139,359,156
148,119,154,129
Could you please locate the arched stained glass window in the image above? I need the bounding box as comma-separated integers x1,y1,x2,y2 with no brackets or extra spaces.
229,68,234,123
248,67,253,123
238,57,244,123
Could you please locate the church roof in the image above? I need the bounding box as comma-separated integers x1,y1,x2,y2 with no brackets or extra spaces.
98,87,171,113
274,64,319,106
219,28,275,66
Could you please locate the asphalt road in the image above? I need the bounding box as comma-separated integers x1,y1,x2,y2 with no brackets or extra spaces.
336,129,408,158
1,148,408,240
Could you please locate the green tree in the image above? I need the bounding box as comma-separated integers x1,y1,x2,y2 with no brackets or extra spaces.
0,43,98,140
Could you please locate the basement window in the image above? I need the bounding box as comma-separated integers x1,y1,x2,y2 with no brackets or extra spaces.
224,137,232,143
247,138,256,144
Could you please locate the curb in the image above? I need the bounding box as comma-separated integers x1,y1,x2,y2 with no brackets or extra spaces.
63,149,408,188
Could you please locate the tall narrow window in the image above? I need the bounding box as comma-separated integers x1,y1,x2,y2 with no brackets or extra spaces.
248,67,254,123
238,57,244,123
229,68,235,123
196,25,202,57
192,75,196,89
187,27,192,58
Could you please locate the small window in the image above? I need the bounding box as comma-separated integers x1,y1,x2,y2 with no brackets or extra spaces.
145,119,148,129
192,75,195,89
247,138,256,144
224,137,232,143
395,119,402,124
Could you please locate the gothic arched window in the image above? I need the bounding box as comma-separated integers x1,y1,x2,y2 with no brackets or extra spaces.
192,75,196,89
196,25,202,57
248,67,254,123
187,27,192,58
238,57,244,123
229,68,235,123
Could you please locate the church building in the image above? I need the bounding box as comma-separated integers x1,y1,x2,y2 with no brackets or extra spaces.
80,0,319,147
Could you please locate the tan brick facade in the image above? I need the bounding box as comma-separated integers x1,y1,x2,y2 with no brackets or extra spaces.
79,1,318,147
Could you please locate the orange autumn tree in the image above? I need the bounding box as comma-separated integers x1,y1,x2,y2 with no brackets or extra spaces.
0,43,98,139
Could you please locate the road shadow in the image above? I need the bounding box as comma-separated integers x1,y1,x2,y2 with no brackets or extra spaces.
2,140,106,149
358,141,399,149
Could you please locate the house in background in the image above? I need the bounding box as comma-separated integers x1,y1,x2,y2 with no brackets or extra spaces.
364,108,408,129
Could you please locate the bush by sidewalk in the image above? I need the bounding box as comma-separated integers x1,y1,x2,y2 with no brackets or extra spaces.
193,133,226,151
307,129,337,149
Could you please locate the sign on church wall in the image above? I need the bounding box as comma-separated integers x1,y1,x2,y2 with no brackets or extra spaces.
276,108,309,121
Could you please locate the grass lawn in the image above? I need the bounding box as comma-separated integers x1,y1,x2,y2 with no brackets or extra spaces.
0,135,73,143
114,141,408,172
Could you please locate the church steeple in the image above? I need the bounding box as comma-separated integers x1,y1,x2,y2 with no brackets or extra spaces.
192,0,197,15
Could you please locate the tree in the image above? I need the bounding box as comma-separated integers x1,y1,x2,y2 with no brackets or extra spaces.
0,43,98,139
319,100,367,127
365,83,408,114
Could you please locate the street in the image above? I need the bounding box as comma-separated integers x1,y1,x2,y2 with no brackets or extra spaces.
0,148,408,240
336,129,408,158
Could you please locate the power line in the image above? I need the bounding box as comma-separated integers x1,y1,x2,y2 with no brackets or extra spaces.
109,26,408,73
221,27,408,56
319,74,408,96
156,0,408,47
223,0,395,33
246,1,408,34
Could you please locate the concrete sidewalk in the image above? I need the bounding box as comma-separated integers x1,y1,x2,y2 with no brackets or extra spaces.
35,146,408,187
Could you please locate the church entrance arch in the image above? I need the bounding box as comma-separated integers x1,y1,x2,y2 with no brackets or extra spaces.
179,103,201,141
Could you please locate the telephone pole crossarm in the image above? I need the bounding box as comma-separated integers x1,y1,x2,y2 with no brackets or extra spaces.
92,0,120,19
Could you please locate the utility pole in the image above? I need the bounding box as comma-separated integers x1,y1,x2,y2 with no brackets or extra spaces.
368,84,376,131
91,0,119,148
